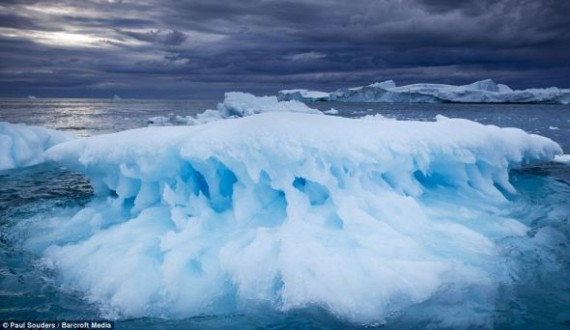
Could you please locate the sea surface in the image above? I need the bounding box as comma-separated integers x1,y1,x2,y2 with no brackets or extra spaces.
1,98,569,329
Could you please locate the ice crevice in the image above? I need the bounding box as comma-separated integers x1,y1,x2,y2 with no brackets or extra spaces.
21,112,562,324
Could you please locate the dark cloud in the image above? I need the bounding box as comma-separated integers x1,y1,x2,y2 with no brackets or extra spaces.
0,0,569,98
0,13,42,29
117,29,187,46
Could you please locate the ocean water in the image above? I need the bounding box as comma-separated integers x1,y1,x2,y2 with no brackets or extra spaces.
1,98,569,329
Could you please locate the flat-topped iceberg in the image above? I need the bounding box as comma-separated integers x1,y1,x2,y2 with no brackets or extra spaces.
28,113,561,324
277,79,570,104
0,122,74,171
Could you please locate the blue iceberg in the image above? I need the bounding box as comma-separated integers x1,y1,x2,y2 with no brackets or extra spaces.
17,112,560,324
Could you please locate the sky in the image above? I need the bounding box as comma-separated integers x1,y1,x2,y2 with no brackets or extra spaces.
0,0,569,99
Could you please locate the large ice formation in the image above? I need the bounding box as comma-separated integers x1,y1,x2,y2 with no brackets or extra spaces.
0,122,74,171
34,112,561,324
277,79,570,104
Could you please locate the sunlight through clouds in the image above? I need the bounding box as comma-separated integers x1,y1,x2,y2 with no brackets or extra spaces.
0,28,109,48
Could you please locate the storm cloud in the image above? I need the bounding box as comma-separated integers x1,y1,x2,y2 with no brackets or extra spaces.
0,0,569,98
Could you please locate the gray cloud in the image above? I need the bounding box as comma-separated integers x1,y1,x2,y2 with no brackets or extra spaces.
0,0,569,98
117,29,187,46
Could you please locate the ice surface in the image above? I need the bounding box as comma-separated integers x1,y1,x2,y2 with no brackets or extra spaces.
553,154,570,164
368,80,397,89
0,122,74,171
278,79,570,104
35,112,562,324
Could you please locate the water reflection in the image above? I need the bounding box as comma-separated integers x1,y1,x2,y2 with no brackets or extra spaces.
0,98,217,137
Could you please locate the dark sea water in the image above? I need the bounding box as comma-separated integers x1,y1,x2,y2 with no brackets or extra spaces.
1,98,569,329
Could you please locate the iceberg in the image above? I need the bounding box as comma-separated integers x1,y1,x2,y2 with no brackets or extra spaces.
277,79,570,104
28,112,561,324
217,92,322,117
277,89,330,102
148,92,322,127
0,122,75,171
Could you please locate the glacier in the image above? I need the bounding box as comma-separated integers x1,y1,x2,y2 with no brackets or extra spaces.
0,122,75,171
13,112,560,325
277,79,570,104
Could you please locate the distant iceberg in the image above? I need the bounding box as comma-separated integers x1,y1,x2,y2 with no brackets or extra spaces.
0,122,75,171
35,112,561,323
217,92,322,117
278,79,570,104
277,89,330,102
112,94,121,101
148,91,322,126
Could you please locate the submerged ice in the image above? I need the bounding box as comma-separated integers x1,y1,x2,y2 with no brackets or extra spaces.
21,112,562,324
0,122,74,171
278,79,570,104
